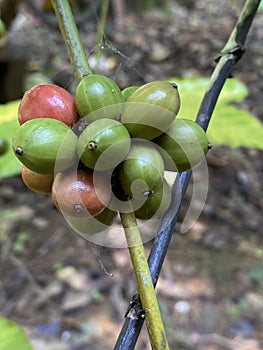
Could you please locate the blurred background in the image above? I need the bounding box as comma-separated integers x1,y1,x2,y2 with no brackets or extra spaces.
0,1,262,349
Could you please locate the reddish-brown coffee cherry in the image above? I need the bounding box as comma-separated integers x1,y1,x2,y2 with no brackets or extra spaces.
18,84,79,126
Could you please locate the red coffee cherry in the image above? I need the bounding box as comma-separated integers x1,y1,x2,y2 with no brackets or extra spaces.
18,84,79,126
52,168,111,217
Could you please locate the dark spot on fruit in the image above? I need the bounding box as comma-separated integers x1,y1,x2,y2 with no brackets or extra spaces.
74,203,84,213
15,147,23,156
88,141,97,151
171,83,178,89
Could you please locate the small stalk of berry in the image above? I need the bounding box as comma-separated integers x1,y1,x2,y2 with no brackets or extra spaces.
51,0,92,81
120,207,170,350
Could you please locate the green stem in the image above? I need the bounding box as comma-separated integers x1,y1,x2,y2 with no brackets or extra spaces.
120,210,170,350
221,0,260,56
196,0,260,131
51,0,93,82
94,0,110,73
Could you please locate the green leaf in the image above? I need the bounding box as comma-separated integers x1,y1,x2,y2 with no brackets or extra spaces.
0,100,22,180
170,77,263,150
258,0,263,12
0,316,33,350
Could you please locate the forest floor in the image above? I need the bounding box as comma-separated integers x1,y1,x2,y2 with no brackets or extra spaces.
0,1,263,349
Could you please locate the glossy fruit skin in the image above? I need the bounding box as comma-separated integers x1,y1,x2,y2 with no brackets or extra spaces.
21,165,54,194
0,138,8,155
119,141,164,199
52,168,111,217
154,118,209,172
68,207,117,235
77,118,131,171
12,118,77,174
18,84,79,126
121,80,180,140
121,86,139,101
75,74,124,120
134,178,171,220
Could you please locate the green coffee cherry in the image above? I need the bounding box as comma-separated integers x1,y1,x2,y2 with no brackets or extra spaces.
12,118,77,174
119,141,164,199
154,118,209,172
121,80,180,140
77,118,131,171
75,74,124,121
134,178,171,220
121,86,139,101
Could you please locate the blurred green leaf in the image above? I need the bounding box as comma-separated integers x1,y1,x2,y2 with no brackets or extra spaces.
13,231,30,253
249,267,263,281
258,0,263,12
91,289,104,302
227,301,246,318
0,316,33,350
0,100,22,180
52,262,65,271
170,77,263,150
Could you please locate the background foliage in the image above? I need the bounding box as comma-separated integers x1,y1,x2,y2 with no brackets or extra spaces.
0,100,21,180
0,316,33,350
174,77,263,149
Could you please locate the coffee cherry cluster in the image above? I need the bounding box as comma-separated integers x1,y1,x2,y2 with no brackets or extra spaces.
12,75,209,235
